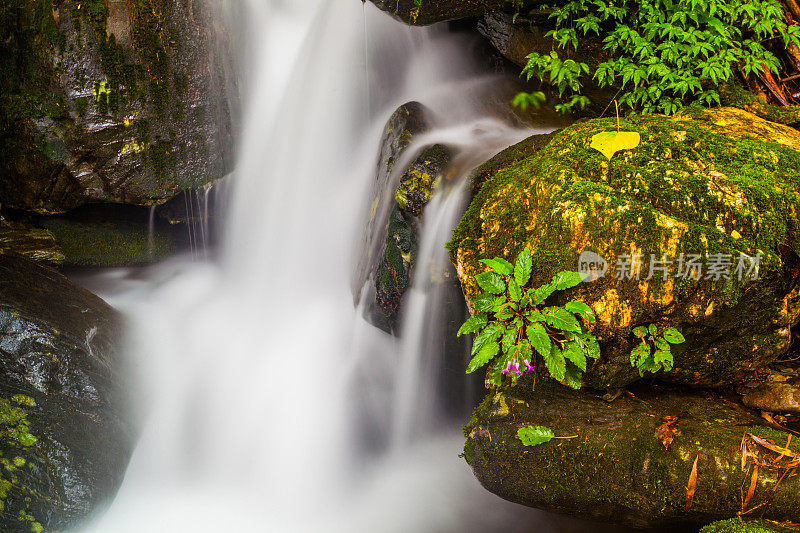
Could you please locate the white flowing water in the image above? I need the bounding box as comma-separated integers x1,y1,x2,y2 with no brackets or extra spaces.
75,1,589,532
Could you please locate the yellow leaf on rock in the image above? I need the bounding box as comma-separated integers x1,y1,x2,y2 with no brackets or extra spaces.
590,131,641,160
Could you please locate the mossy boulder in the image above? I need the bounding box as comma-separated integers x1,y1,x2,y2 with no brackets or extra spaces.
449,107,800,389
369,0,540,25
701,519,800,533
0,224,65,265
464,381,800,528
0,252,133,531
0,0,236,214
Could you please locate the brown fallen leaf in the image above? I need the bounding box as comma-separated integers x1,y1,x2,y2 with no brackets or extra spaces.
686,456,699,511
744,465,758,511
657,415,680,449
748,434,800,461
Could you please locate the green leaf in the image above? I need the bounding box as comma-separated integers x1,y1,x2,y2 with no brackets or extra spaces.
654,337,671,352
532,284,556,305
551,271,585,290
476,272,506,295
648,324,658,335
632,326,648,338
654,349,673,371
565,301,596,324
467,342,499,374
471,293,498,312
527,323,552,357
663,327,685,344
573,330,601,359
544,307,582,333
563,341,587,371
495,306,514,320
490,295,508,313
527,310,546,323
518,339,532,361
543,344,567,381
472,323,503,356
517,425,555,447
457,313,488,337
508,279,522,302
630,341,651,367
564,364,584,389
514,247,533,286
590,131,641,160
480,258,513,276
488,350,512,387
502,326,518,354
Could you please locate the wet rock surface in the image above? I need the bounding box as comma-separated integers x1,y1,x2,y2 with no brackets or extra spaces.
450,107,800,388
464,381,800,528
0,0,236,214
369,0,540,25
0,252,133,531
742,376,800,414
0,223,65,265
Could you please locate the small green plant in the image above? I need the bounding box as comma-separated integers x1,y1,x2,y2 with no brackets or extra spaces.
515,0,800,114
457,247,600,389
629,324,686,376
517,425,578,447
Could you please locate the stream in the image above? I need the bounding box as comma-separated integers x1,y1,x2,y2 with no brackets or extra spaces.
70,1,639,531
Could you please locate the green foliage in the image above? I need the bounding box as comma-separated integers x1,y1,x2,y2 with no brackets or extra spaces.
517,425,555,446
629,324,686,375
517,0,800,114
458,247,600,389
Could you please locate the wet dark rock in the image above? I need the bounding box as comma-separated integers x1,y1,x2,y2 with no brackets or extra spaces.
0,0,237,214
464,382,800,528
0,252,133,531
369,0,540,25
0,223,65,265
742,377,800,414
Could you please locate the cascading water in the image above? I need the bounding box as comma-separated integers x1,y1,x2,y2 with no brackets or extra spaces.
75,1,589,531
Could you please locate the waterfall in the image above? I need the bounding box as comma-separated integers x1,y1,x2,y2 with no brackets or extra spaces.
78,1,566,531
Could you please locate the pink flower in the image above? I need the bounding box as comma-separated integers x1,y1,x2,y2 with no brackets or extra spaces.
524,359,535,374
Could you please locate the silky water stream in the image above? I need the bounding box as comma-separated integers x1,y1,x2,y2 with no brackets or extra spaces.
72,1,624,531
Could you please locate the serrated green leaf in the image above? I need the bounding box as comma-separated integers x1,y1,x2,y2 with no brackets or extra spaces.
551,271,585,290
663,327,685,344
563,341,587,371
502,326,518,354
508,279,522,302
632,326,648,338
471,293,497,312
630,341,651,367
457,313,488,337
467,342,499,374
518,339,532,360
565,301,596,324
526,323,551,357
527,310,545,323
543,344,567,381
544,307,582,333
488,350,512,387
476,272,506,295
472,323,503,356
480,258,513,276
514,248,533,286
517,425,555,446
564,364,584,389
490,295,508,313
532,284,556,305
495,307,514,320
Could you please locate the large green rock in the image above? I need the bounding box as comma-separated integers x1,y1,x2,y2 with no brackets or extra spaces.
464,381,800,528
449,107,800,388
0,0,236,214
701,519,800,533
369,0,539,25
0,252,133,531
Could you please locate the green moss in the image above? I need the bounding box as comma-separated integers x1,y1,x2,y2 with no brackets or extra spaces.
0,395,41,530
41,217,177,267
701,519,800,533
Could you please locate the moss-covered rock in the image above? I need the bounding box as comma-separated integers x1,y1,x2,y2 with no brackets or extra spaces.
449,107,800,388
369,0,540,25
0,223,65,265
0,0,236,214
464,381,800,528
0,252,133,531
701,519,800,533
